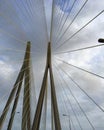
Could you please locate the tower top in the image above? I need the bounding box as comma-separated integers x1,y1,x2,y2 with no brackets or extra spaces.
27,41,31,45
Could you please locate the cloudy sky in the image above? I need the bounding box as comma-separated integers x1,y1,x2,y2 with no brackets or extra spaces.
0,0,104,130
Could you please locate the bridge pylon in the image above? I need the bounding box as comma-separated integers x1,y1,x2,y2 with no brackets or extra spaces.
0,42,31,130
32,42,61,130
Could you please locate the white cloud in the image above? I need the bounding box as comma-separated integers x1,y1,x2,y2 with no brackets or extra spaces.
0,60,14,78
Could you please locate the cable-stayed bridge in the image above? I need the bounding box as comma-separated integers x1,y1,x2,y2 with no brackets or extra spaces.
0,0,104,130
